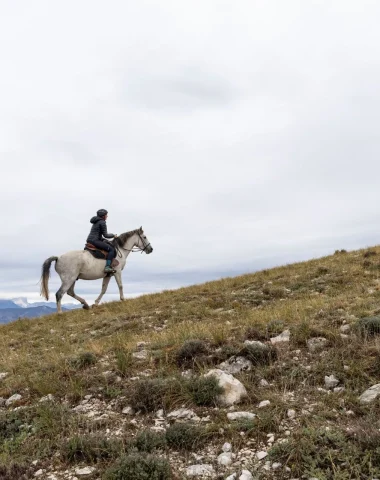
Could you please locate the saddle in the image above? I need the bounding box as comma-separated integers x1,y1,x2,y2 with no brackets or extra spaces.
84,243,119,268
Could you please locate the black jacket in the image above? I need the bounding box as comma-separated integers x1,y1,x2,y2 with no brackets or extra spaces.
87,216,115,243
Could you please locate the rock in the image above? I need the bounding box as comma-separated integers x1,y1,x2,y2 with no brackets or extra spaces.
325,375,340,389
222,442,232,452
239,471,253,480
256,451,268,460
307,337,328,352
258,400,270,408
244,340,266,348
218,452,233,466
5,393,21,406
272,462,282,470
186,464,215,477
340,324,350,333
270,330,290,344
219,356,253,374
359,384,380,404
287,409,296,419
227,411,256,421
156,409,164,418
205,369,247,406
132,350,148,360
122,406,134,415
75,466,96,476
259,379,269,387
168,408,200,421
181,370,194,379
39,394,54,403
334,387,345,393
0,372,8,381
34,470,44,477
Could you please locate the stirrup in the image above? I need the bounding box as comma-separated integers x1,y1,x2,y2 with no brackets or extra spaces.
104,266,115,273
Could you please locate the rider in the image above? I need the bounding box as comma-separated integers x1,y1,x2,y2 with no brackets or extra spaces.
87,209,117,273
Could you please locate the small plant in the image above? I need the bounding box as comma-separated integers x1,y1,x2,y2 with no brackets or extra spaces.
0,463,34,480
266,319,285,337
134,430,167,452
356,317,380,337
186,375,223,406
334,249,347,254
262,287,285,299
316,266,329,275
364,250,377,258
62,435,122,462
244,325,267,341
104,453,172,480
114,347,133,376
69,351,97,369
165,423,203,450
175,340,208,367
129,378,183,413
239,343,277,366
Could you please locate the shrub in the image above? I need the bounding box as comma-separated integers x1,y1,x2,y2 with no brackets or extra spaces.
0,463,34,480
104,453,172,480
364,250,377,258
356,317,380,337
69,352,97,369
239,343,277,366
186,375,223,406
62,435,122,462
175,340,208,367
134,430,167,452
114,347,133,376
165,423,203,450
129,379,183,413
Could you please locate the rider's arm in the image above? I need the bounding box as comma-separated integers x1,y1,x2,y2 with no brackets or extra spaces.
100,220,115,239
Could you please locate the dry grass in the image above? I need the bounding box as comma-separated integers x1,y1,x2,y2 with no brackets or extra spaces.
1,246,380,477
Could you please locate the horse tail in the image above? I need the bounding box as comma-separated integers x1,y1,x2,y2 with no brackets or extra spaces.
40,256,58,300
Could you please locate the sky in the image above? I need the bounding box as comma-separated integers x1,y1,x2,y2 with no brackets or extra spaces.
0,0,380,304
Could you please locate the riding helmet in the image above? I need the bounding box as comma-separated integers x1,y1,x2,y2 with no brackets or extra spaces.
97,209,108,217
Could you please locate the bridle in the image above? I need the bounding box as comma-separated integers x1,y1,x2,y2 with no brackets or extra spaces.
117,232,151,256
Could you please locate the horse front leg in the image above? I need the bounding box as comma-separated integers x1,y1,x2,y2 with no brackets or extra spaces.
114,271,125,301
94,275,112,306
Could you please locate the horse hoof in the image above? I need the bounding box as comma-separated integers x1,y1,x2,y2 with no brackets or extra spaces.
82,304,90,310
92,303,99,309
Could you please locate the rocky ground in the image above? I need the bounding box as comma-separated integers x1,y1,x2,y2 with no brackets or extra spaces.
1,247,380,479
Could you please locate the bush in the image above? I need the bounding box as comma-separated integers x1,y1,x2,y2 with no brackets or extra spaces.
364,250,377,258
62,435,122,462
239,343,277,366
114,347,133,376
104,453,172,480
135,430,167,452
356,317,380,337
0,463,34,480
129,379,183,413
165,423,203,450
186,375,223,406
69,352,97,369
175,340,208,367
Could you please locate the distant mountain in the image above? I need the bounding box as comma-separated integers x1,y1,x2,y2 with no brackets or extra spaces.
0,305,71,323
10,298,80,310
0,299,19,309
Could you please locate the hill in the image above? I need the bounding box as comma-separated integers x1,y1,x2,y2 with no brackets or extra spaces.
0,299,80,324
1,247,380,479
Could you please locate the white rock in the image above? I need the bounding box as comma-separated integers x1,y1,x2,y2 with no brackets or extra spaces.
325,375,340,389
218,452,233,466
307,337,328,352
256,450,268,460
205,369,247,406
272,462,282,470
132,350,148,360
222,442,232,452
156,409,164,418
47,475,58,480
34,470,44,477
270,330,290,344
258,400,270,408
0,373,8,381
287,409,296,419
340,324,350,333
122,406,134,415
5,393,21,406
259,379,269,387
186,464,214,477
75,466,96,476
168,408,200,421
227,411,256,421
244,340,266,348
219,356,253,374
359,384,380,404
239,470,253,480
39,394,54,403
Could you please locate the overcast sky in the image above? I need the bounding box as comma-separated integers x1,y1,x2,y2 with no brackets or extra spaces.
1,0,380,304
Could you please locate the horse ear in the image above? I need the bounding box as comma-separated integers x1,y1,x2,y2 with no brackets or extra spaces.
140,226,143,232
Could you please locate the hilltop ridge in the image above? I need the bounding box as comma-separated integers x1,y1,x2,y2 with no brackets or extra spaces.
1,247,380,479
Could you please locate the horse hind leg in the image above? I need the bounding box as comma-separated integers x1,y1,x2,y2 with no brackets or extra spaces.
55,280,73,314
67,282,90,310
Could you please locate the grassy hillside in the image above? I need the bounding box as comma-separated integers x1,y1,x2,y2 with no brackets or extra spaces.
1,247,380,479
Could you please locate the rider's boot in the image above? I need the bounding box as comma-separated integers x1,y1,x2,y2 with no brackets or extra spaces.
104,260,115,273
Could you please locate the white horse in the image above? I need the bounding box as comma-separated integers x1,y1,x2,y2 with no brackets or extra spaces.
40,227,153,313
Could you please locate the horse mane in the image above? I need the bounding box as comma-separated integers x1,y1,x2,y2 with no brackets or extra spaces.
113,228,142,247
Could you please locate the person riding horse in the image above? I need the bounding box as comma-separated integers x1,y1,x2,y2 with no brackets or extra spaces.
87,209,117,273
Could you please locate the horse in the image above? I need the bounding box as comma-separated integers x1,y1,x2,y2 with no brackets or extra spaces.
40,227,153,313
